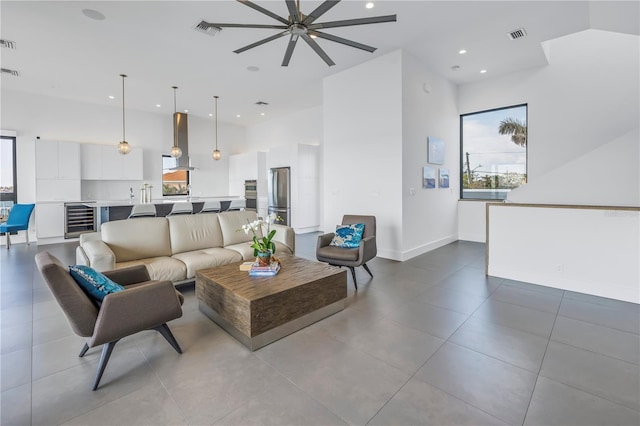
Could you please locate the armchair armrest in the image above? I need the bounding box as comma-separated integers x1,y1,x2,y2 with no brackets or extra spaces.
90,280,183,347
359,235,377,263
81,240,116,272
272,224,295,254
317,232,335,250
102,265,151,286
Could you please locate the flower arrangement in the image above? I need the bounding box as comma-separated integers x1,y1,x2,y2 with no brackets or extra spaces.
240,213,282,258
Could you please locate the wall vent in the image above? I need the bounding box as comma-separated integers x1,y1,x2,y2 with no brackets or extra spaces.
0,39,16,49
1,68,19,77
508,28,527,40
255,101,269,106
194,21,221,37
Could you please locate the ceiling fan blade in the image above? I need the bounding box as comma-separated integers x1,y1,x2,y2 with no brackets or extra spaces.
301,34,335,66
282,34,300,66
234,30,289,54
302,0,340,25
309,31,376,53
285,0,300,24
203,22,288,29
309,14,397,30
237,0,290,25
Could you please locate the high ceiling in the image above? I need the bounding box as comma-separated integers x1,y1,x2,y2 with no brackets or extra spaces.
1,1,638,126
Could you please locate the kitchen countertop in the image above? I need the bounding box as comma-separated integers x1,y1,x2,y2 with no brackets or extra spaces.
84,196,243,208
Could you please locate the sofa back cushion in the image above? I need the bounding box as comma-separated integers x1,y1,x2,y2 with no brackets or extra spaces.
218,211,259,246
102,217,172,263
168,214,224,254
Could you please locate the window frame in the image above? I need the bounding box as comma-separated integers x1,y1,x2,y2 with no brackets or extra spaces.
459,103,528,200
0,136,17,203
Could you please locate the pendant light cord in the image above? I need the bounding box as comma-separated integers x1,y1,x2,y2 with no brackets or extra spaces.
121,74,126,141
173,86,178,148
214,96,219,151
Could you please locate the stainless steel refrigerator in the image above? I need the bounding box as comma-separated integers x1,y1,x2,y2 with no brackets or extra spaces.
268,167,290,226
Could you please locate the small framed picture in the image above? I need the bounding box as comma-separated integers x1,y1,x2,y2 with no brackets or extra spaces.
439,168,450,188
428,137,445,164
423,166,436,188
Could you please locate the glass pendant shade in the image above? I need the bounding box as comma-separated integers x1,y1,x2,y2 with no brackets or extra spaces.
170,145,182,158
212,95,221,160
212,149,221,160
118,141,131,155
118,74,131,155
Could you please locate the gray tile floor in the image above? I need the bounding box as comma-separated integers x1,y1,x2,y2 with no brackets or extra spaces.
1,234,639,425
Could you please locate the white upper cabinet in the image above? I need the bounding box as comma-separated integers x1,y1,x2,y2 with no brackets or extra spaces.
36,140,79,179
80,144,143,180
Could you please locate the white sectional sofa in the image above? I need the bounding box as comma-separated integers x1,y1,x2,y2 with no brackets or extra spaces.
75,211,295,284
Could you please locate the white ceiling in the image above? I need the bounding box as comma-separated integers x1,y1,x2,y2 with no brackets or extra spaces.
1,1,638,126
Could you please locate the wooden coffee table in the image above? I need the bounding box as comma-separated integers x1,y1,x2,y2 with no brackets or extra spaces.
195,254,347,350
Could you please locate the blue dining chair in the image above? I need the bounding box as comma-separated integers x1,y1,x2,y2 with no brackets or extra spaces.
0,203,35,249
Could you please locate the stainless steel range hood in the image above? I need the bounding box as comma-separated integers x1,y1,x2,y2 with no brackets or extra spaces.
170,111,196,171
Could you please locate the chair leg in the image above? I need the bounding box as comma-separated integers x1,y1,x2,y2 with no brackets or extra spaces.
154,324,182,354
79,342,90,357
349,267,358,290
25,229,30,246
362,263,373,278
5,233,9,249
93,340,118,391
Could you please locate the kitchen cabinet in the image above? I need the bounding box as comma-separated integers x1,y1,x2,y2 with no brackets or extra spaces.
35,203,64,239
35,140,80,180
80,144,143,180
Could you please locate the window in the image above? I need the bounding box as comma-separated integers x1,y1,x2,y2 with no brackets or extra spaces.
460,104,527,200
0,136,17,215
162,155,189,196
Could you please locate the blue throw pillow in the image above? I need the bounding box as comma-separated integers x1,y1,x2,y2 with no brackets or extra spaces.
69,265,124,301
330,223,365,248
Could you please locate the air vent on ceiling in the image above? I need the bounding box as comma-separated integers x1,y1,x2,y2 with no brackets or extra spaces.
194,21,222,37
508,28,527,40
0,39,16,49
255,101,269,106
1,68,19,77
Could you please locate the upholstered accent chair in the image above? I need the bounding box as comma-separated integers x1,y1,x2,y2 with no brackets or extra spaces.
35,252,184,390
0,203,35,249
316,215,377,289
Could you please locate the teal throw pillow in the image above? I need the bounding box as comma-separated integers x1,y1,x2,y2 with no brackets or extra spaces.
69,265,124,301
330,223,365,248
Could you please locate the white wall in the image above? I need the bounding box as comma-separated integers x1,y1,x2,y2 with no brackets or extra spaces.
323,50,404,259
457,29,640,240
401,52,460,258
1,90,245,202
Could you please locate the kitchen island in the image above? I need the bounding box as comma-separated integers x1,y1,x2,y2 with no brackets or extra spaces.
84,197,244,226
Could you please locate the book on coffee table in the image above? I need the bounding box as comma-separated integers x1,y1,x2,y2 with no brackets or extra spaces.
248,262,280,276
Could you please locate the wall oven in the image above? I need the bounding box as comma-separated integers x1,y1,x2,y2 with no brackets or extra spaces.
64,202,96,238
244,180,257,212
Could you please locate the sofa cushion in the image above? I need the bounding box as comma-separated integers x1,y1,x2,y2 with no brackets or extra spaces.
217,211,259,246
172,248,243,278
115,257,187,283
69,265,124,301
168,214,223,255
224,242,257,261
102,217,171,263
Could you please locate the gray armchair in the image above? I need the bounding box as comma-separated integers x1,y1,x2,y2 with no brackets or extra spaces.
35,252,184,390
316,215,377,289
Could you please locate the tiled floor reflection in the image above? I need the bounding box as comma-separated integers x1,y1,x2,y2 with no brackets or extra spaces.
1,234,638,425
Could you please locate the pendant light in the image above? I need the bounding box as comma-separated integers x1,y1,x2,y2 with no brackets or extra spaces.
212,95,221,160
117,74,131,155
170,86,183,159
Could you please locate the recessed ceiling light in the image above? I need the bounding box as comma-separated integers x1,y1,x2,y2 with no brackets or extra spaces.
458,49,467,55
366,2,374,9
184,109,189,113
247,66,260,72
236,114,241,118
480,69,487,74
155,104,161,107
108,95,115,99
82,9,105,20
209,113,213,117
260,112,265,116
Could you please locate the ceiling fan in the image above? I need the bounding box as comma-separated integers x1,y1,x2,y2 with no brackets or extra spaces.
198,0,396,66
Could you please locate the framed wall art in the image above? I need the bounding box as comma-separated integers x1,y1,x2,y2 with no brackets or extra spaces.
423,166,436,189
439,168,450,188
427,136,445,164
